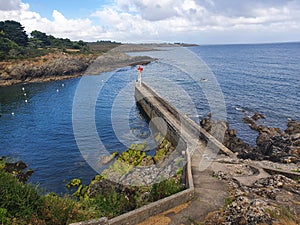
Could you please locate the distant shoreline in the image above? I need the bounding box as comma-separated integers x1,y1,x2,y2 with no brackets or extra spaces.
0,44,161,87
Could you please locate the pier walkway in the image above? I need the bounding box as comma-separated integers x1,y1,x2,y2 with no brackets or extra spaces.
72,82,300,225
135,82,235,224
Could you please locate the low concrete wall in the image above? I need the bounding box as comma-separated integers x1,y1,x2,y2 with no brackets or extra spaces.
71,82,196,225
135,83,184,149
71,147,194,225
73,82,236,225
135,82,235,158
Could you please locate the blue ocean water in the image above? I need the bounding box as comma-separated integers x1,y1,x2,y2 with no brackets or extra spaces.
0,42,299,194
191,43,300,144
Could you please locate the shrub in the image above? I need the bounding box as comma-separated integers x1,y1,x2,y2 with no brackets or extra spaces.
92,189,135,218
0,207,8,225
0,170,43,222
150,178,185,201
42,194,79,225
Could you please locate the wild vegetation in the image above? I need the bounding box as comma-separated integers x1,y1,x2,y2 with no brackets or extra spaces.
0,20,120,61
0,20,123,86
0,137,185,225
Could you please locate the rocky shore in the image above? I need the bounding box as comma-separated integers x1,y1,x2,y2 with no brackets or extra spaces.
200,113,300,164
205,157,300,224
195,113,300,224
0,53,95,86
0,157,33,183
0,44,157,87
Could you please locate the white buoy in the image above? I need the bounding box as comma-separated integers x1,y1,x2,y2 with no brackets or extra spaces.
56,89,59,92
24,93,27,96
62,84,65,87
101,80,104,83
11,112,15,116
25,99,28,103
22,87,25,91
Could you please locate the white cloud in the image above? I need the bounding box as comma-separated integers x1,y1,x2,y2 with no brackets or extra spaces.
0,0,300,44
0,0,22,11
0,2,104,40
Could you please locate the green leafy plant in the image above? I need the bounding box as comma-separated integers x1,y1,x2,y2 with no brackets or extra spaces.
150,178,185,201
92,189,135,218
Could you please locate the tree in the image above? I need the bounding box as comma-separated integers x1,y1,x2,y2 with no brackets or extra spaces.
0,20,28,46
30,30,51,47
0,36,21,60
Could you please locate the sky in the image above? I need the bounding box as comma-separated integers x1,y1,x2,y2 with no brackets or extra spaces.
0,0,300,44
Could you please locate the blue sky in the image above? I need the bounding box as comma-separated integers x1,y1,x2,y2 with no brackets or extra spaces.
1,0,300,44
24,0,107,19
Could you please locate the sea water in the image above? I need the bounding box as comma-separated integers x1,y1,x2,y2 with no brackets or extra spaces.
0,42,299,193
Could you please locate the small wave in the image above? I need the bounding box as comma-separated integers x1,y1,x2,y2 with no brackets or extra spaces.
235,107,247,113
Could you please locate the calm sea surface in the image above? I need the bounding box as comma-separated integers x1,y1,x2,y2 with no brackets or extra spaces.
0,43,299,194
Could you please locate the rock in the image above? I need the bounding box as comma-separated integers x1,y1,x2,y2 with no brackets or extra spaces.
3,160,33,183
0,53,95,86
252,112,266,121
139,156,155,166
0,49,156,87
202,113,300,164
5,161,27,172
243,116,256,126
118,148,147,166
206,172,300,225
285,120,300,135
200,114,253,157
98,152,118,166
87,177,125,198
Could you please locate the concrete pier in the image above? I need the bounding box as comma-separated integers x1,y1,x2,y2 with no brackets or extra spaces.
135,82,235,158
71,82,300,225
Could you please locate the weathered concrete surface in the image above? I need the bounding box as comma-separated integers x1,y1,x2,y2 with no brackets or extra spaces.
135,82,236,158
134,82,232,224
73,82,300,225
134,82,300,225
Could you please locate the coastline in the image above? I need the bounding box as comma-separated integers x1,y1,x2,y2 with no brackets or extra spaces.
0,44,159,87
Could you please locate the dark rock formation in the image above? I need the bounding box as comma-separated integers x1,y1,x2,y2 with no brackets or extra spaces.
200,114,300,163
87,175,134,198
1,158,33,183
246,117,300,164
200,114,253,156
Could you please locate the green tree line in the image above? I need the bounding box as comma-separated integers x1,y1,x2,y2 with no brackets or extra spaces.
0,20,88,60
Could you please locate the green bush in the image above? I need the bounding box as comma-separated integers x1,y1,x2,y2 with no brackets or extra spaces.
0,158,186,224
92,189,135,218
0,170,94,224
150,178,185,201
0,207,8,225
0,170,43,222
42,194,79,225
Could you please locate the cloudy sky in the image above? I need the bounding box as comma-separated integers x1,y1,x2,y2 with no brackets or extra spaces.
0,0,300,44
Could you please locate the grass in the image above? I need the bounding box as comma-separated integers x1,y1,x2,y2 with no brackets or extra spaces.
224,196,234,206
266,206,300,225
0,164,186,224
150,178,185,201
0,169,99,224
